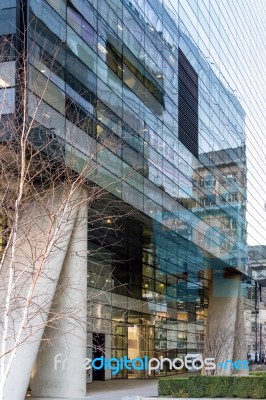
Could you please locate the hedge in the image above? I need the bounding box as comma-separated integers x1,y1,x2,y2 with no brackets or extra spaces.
158,375,266,398
249,371,266,376
158,377,188,398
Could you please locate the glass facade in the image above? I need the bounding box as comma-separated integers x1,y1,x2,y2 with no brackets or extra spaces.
0,0,263,379
24,0,248,269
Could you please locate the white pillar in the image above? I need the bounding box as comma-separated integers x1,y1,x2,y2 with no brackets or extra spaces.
205,270,247,375
0,187,87,400
31,197,87,399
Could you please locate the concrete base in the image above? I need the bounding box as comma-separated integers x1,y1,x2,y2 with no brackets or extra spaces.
31,190,88,398
0,186,88,399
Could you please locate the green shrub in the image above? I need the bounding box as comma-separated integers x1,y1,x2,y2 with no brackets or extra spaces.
158,375,266,398
189,375,266,398
158,377,188,397
249,371,266,376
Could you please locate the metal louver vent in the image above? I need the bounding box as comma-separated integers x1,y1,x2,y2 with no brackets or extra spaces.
178,49,198,158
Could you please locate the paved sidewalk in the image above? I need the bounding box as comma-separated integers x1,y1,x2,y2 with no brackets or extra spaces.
87,379,157,400
27,379,261,400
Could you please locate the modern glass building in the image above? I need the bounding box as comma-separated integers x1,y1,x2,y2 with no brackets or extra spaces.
0,0,263,396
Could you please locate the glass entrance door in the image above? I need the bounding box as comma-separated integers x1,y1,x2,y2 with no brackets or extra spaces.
127,324,149,378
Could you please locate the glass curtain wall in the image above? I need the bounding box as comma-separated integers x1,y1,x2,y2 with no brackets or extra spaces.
6,0,259,378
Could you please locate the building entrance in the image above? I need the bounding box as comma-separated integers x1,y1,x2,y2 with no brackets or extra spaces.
127,324,153,378
92,333,105,381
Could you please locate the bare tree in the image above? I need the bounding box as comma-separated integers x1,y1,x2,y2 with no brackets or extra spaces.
0,11,142,399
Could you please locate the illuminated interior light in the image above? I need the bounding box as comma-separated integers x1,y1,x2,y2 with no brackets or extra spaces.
124,77,135,88
117,24,123,30
0,78,9,88
98,43,108,54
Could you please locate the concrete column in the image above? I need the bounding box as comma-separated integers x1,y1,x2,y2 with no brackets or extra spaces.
205,270,247,375
31,197,87,399
86,332,93,384
0,186,87,400
104,334,112,381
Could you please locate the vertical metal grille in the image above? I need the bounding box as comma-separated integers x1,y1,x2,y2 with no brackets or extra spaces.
178,49,198,158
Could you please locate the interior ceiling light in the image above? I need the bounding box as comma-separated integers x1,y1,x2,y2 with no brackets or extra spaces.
0,78,9,88
98,43,108,54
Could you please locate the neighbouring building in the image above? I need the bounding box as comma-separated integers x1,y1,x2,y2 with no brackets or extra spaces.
248,246,266,360
0,1,261,399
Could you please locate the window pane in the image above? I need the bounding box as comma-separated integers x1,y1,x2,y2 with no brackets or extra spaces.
29,67,65,114
0,88,15,114
30,0,66,41
0,8,16,35
67,27,97,73
46,0,66,18
0,61,15,87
